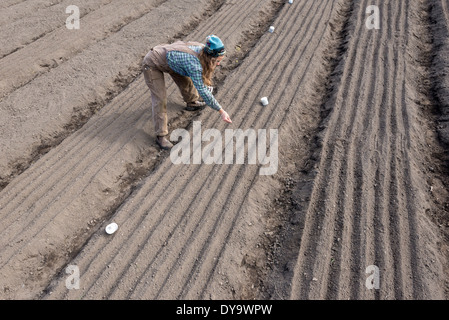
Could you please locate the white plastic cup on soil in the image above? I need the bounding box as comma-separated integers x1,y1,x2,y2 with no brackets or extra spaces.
269,26,275,33
105,222,118,234
261,97,269,106
288,0,293,4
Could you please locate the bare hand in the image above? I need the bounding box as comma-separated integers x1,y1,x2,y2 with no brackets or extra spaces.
220,110,232,123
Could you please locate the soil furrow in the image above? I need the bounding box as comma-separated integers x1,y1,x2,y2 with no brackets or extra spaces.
253,0,354,300
0,82,146,223
0,0,168,98
0,0,112,55
44,0,284,300
95,0,322,298
159,0,335,300
368,4,395,300
40,0,330,300
0,0,42,10
2,0,448,301
329,16,382,300
424,0,449,297
0,95,149,269
364,0,398,300
289,0,446,300
0,0,232,299
0,1,290,300
0,0,217,191
289,0,360,300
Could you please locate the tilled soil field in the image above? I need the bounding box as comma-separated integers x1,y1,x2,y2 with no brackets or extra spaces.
0,0,449,300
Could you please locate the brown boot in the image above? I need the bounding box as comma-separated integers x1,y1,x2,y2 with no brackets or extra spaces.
156,135,173,150
185,100,206,111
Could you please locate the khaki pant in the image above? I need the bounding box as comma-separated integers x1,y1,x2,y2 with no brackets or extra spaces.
143,49,200,136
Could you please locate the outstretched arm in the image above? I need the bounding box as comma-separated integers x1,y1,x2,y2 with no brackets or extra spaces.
189,66,232,123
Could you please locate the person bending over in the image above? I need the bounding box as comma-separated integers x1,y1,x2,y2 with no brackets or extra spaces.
142,34,232,150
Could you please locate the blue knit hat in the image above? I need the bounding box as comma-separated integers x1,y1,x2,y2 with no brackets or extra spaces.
204,35,226,57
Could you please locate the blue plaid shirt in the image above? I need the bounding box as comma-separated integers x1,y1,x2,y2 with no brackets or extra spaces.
166,45,222,111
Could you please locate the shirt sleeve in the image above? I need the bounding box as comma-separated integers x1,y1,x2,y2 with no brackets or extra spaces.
185,61,222,111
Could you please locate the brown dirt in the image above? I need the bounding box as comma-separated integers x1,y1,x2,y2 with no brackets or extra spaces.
0,0,448,300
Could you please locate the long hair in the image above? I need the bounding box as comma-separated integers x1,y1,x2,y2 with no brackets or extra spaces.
198,49,217,86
